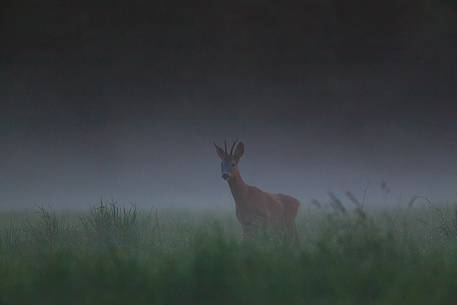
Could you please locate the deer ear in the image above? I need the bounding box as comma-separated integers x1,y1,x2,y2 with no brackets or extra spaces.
214,143,225,160
234,142,244,160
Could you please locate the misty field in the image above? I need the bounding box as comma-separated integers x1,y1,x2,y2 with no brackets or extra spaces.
1,200,457,305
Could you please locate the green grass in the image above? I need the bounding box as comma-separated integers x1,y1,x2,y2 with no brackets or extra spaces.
1,200,457,305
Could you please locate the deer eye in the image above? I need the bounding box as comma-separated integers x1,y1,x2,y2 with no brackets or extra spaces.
232,162,236,166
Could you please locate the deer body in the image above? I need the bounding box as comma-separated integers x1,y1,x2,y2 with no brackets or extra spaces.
214,141,300,240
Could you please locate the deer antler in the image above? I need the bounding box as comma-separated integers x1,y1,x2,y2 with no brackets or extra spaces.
224,140,228,154
229,140,238,156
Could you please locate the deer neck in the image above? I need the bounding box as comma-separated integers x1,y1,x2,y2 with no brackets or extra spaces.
227,168,247,205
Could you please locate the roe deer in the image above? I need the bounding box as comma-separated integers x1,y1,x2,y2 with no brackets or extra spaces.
214,140,300,241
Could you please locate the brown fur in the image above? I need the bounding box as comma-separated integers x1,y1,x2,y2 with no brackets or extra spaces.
215,141,300,241
228,168,300,241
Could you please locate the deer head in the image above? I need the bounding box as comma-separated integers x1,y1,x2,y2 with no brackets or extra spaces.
214,140,245,180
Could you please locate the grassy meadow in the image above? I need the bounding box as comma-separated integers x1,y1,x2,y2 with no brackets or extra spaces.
0,198,457,305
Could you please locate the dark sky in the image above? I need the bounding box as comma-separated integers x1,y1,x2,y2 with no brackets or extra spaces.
1,0,457,209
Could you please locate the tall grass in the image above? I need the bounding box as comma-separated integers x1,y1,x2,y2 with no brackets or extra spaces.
0,198,457,305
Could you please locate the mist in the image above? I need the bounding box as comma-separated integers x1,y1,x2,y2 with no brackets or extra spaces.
2,102,457,209
1,0,456,209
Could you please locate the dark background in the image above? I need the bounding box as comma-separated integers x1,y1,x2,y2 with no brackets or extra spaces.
1,0,456,209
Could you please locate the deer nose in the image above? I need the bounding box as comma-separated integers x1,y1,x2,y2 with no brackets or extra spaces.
222,173,230,180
